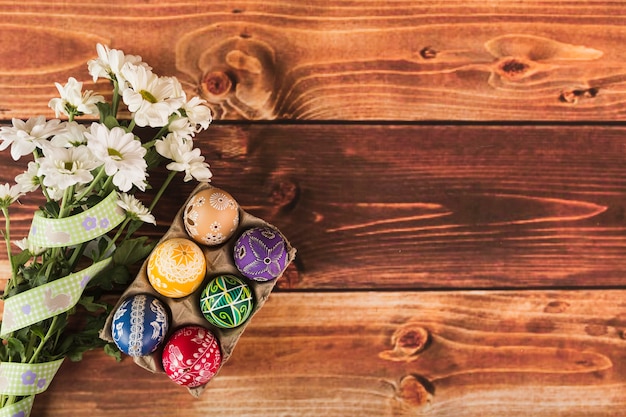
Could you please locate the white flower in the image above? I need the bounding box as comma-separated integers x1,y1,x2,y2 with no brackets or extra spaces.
121,64,185,127
0,116,64,160
38,145,100,191
13,237,46,256
155,135,212,182
182,96,212,132
15,161,41,193
0,183,23,208
85,123,147,192
50,121,88,147
48,77,105,118
117,193,156,224
168,116,195,141
87,43,151,84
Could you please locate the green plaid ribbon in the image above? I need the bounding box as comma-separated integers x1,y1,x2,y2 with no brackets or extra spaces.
0,359,64,396
27,191,125,248
0,394,34,417
0,258,112,337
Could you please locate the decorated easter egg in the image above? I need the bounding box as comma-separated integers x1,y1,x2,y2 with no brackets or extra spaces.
233,226,289,281
200,275,254,329
147,237,206,298
111,293,169,357
162,325,222,388
183,187,239,246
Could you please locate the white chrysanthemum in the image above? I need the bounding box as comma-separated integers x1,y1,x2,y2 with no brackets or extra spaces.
48,77,105,118
15,161,41,193
121,64,185,128
87,43,151,85
117,192,156,224
0,183,23,208
182,96,212,132
85,123,148,192
155,134,212,182
168,116,195,141
38,145,100,191
50,121,88,148
13,237,46,256
0,116,65,160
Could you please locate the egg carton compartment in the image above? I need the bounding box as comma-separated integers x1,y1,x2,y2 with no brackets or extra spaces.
100,182,296,396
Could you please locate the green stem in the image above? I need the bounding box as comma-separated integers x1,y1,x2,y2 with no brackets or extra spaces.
74,167,107,203
149,170,177,212
111,80,120,117
1,207,15,293
127,119,136,133
99,218,131,260
28,315,59,364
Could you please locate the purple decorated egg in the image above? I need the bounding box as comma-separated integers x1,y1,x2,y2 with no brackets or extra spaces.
233,226,288,282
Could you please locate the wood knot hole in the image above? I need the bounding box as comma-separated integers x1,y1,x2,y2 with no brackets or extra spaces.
419,47,438,59
379,325,430,362
201,71,233,99
270,179,300,210
499,58,530,77
397,375,434,409
559,87,599,104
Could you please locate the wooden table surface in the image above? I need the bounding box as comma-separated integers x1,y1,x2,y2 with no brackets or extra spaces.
2,1,626,416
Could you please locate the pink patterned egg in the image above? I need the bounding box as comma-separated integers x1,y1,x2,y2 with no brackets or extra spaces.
161,325,222,388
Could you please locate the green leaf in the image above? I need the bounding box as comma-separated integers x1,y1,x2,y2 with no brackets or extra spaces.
95,102,113,122
113,236,155,266
12,250,33,269
103,343,122,362
144,147,165,169
104,115,120,129
78,295,108,312
87,264,130,290
6,337,26,362
29,325,46,341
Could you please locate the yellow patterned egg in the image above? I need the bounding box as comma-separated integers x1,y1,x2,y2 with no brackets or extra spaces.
147,238,207,298
183,187,240,246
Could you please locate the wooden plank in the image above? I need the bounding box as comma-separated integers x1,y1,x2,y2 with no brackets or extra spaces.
28,290,626,416
3,1,626,120
1,124,626,290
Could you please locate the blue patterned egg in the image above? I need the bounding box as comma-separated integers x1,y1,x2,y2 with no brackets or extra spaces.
233,226,289,281
111,293,170,357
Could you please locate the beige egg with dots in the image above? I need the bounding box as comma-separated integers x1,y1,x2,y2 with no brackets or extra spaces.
183,187,240,246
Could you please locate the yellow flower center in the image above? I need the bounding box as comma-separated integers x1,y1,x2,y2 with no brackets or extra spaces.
140,89,158,103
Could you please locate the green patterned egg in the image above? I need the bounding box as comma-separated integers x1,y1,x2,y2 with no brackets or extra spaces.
200,275,254,329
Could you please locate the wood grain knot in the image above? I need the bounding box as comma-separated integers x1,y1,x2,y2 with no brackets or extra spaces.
396,375,433,409
270,178,300,209
419,47,438,60
584,324,608,337
496,58,532,80
544,301,570,314
276,263,302,290
559,87,599,104
201,71,234,98
176,34,278,119
379,324,430,362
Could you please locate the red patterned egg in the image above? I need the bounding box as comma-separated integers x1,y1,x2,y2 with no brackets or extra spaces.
162,325,222,387
183,187,239,246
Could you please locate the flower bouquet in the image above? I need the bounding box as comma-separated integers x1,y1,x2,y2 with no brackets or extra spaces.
0,44,214,417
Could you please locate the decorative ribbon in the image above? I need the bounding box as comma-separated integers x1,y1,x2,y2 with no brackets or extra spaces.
0,192,126,415
0,257,113,337
0,359,65,396
0,395,34,417
27,191,125,248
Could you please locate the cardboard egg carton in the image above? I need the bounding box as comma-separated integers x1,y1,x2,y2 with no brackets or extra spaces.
101,182,296,396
